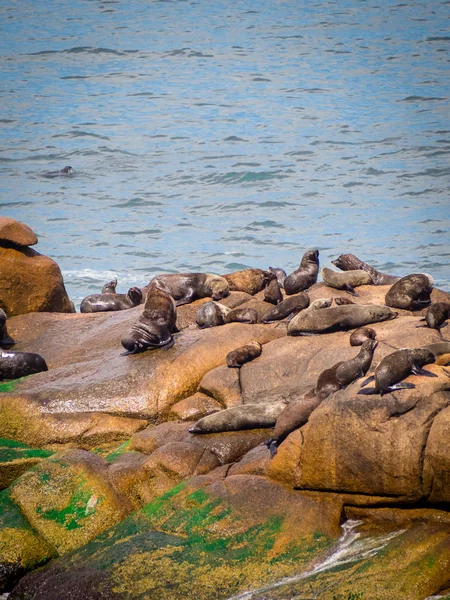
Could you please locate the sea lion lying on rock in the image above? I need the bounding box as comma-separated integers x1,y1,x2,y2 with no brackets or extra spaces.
121,286,177,354
288,304,397,336
321,267,373,296
222,268,268,295
225,307,259,324
350,327,377,346
150,273,229,305
80,287,142,313
284,250,319,295
262,293,310,323
189,401,287,434
334,297,355,305
332,254,400,285
0,349,48,379
196,301,231,328
263,272,283,305
267,267,287,288
418,302,450,337
226,341,262,368
385,274,433,311
0,309,15,348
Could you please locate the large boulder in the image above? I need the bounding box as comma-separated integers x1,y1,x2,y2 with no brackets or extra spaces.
0,217,38,247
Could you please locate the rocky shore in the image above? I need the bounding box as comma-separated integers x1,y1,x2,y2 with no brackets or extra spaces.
0,218,449,600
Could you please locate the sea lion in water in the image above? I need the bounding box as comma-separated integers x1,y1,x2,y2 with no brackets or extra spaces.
150,273,229,306
332,254,400,285
42,165,74,178
102,279,118,294
359,347,436,395
284,250,319,295
418,302,450,337
262,293,310,323
385,274,433,311
0,349,48,380
225,307,259,324
267,340,377,455
188,401,286,434
80,287,143,313
196,301,231,328
226,341,262,368
334,297,355,306
350,327,377,346
0,309,15,348
288,304,397,336
121,286,177,354
268,267,287,289
321,267,373,296
264,272,283,305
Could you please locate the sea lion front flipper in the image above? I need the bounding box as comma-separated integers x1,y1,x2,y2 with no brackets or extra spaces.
120,349,136,356
344,284,358,297
264,439,278,458
410,366,438,377
360,375,375,388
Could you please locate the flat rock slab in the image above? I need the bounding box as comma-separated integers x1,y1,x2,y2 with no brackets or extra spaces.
0,217,37,247
0,438,53,490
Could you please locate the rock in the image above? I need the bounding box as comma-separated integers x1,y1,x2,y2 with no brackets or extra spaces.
0,217,38,247
0,439,53,490
167,393,222,422
424,404,450,503
198,365,242,407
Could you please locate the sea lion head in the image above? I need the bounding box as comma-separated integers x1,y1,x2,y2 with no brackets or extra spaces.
411,347,436,367
303,249,319,265
127,287,143,306
61,166,74,174
208,275,230,300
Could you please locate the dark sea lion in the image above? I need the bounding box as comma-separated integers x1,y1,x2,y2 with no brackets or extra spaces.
284,249,319,295
121,286,177,354
188,401,286,434
288,304,397,336
0,309,15,348
418,302,450,337
263,272,283,305
350,327,377,347
102,279,118,294
80,287,143,313
334,297,355,306
262,293,310,323
225,307,259,324
196,301,230,328
226,341,262,368
332,254,400,285
321,267,373,296
222,268,267,295
360,347,436,395
267,340,377,456
0,349,48,380
268,267,287,289
150,273,229,306
385,273,433,311
42,165,74,178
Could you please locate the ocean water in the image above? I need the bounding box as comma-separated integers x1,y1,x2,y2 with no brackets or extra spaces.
0,0,449,308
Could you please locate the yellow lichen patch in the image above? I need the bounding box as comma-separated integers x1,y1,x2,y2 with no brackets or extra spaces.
0,527,56,568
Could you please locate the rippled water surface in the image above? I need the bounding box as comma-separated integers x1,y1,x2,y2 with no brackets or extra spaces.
1,0,449,306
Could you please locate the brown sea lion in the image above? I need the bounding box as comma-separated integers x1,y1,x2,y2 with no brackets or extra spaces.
263,272,283,305
222,268,267,295
332,254,400,285
196,301,231,328
334,297,355,305
360,347,436,395
1,349,48,380
188,401,286,434
225,307,259,324
80,287,143,313
284,249,319,295
418,302,450,337
121,286,177,354
350,327,377,346
262,293,310,323
226,341,262,368
385,273,433,311
321,267,373,296
268,267,287,288
42,165,74,178
288,304,397,336
150,273,229,306
101,279,118,294
0,309,14,348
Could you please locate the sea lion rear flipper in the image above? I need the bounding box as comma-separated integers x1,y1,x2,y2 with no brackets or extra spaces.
360,375,375,388
410,366,438,378
344,284,358,297
120,349,136,356
357,387,378,395
162,337,175,351
264,439,278,458
386,382,416,391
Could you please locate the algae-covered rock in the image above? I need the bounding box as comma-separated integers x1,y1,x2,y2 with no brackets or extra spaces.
0,438,53,490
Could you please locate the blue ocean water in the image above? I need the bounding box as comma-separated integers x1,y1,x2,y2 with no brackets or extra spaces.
0,0,449,308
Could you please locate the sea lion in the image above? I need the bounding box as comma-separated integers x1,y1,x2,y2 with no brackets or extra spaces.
121,286,177,354
225,307,259,324
268,267,287,288
188,401,286,434
0,349,48,380
150,273,229,306
263,272,283,305
426,342,450,365
332,254,400,285
262,293,310,323
42,165,74,178
321,267,373,296
0,309,14,348
80,287,143,313
350,327,377,346
334,297,355,305
385,274,433,311
222,268,268,295
267,340,377,455
196,301,231,328
284,250,319,295
418,302,450,336
288,304,397,336
226,341,262,368
102,279,118,294
360,347,436,395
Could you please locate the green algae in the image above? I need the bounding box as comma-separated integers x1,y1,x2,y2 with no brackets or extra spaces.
0,378,26,393
0,438,53,463
0,488,32,530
